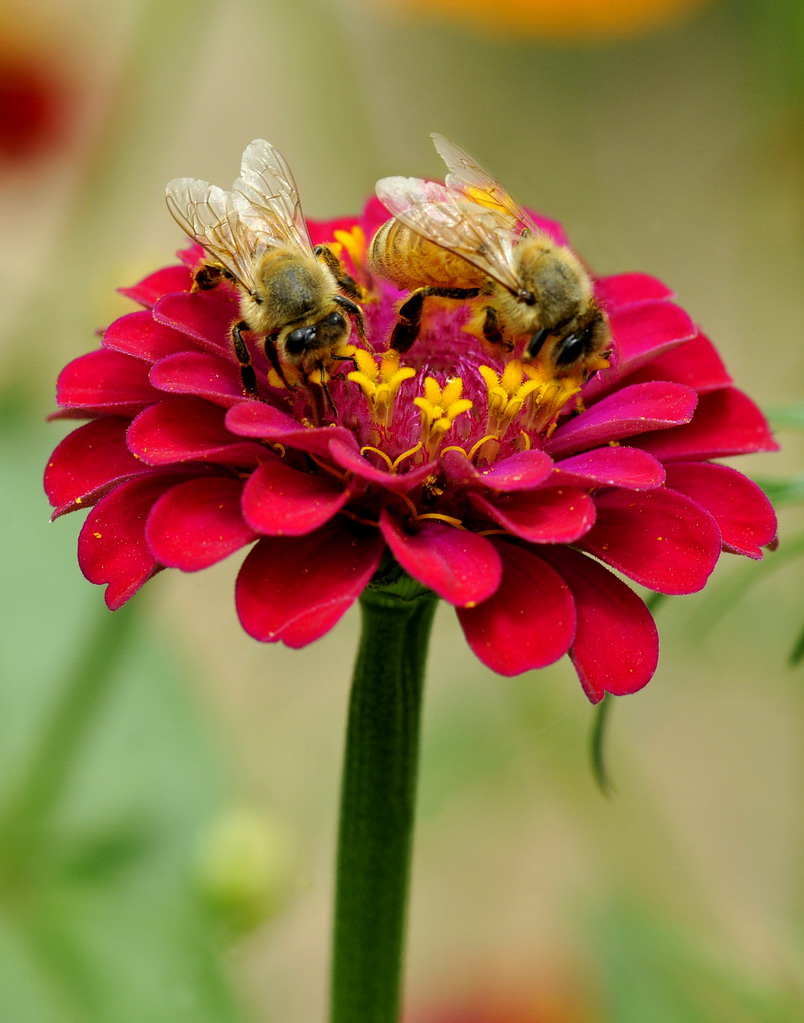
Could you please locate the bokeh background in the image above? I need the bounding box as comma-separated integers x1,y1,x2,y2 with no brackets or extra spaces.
1,0,802,1020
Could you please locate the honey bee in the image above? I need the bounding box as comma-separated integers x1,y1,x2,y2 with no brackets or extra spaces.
165,139,366,403
369,133,611,388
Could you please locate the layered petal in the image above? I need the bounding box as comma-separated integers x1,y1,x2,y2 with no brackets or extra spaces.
150,351,245,405
242,458,351,536
576,487,722,594
470,487,595,543
546,381,697,457
56,349,160,415
664,462,777,558
457,542,576,676
380,510,502,606
145,476,256,570
235,520,385,646
78,474,181,609
542,548,658,702
128,397,267,466
550,446,665,490
442,448,553,492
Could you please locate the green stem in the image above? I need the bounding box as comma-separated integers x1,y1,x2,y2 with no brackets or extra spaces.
329,574,437,1023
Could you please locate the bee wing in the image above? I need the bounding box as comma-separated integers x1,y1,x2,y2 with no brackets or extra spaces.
231,139,313,256
375,175,522,294
431,133,538,236
165,177,261,292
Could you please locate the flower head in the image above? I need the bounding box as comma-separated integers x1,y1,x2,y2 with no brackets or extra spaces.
45,198,777,702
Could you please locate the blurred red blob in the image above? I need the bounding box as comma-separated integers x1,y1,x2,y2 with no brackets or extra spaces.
0,52,68,162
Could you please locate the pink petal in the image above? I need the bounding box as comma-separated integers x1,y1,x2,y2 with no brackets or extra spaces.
595,272,673,310
547,381,698,457
328,437,437,491
664,462,778,558
379,509,502,606
622,333,732,394
146,476,256,570
153,291,237,355
78,474,181,609
45,417,145,516
576,487,722,594
607,300,696,373
551,446,665,490
102,310,192,362
442,448,553,492
634,387,779,461
128,397,267,466
150,352,244,405
541,548,658,702
56,349,160,414
242,458,351,535
225,401,356,458
457,541,576,675
470,488,596,543
235,521,385,646
118,264,192,307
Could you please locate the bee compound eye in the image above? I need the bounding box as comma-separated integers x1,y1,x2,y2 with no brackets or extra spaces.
555,325,593,366
325,311,346,329
526,328,550,360
286,325,317,355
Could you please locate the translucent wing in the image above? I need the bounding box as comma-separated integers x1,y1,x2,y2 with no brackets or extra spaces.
431,133,538,236
232,139,313,256
165,178,261,292
375,175,522,294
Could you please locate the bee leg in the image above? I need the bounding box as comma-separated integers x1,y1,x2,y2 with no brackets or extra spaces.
262,333,295,392
315,244,364,301
481,306,514,352
232,320,259,398
391,287,480,353
333,294,369,349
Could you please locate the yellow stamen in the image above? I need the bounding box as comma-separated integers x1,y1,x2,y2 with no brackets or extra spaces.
271,443,286,458
333,226,367,274
416,513,465,528
414,376,473,459
360,445,394,472
392,442,423,471
308,453,347,481
348,350,415,432
480,361,542,441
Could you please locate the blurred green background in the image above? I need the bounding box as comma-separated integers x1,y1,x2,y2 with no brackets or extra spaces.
1,0,802,1020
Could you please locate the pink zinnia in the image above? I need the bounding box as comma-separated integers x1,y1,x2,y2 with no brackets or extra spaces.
44,198,777,702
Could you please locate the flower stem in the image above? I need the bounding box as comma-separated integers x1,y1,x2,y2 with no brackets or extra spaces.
329,574,437,1023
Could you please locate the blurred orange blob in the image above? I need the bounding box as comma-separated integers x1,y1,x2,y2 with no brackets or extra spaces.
409,984,594,1023
0,50,69,163
369,0,713,40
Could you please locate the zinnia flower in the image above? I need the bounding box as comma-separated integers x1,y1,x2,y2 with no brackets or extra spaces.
45,198,777,703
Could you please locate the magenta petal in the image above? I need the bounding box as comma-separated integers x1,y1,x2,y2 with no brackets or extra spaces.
608,300,696,373
225,401,355,458
78,475,180,609
56,349,160,413
45,417,145,515
153,291,236,354
576,487,722,594
622,333,732,394
379,510,502,606
150,352,244,405
235,521,385,646
541,548,658,702
328,437,437,490
102,310,192,361
595,272,673,309
242,458,350,535
442,448,553,491
551,446,665,490
128,397,266,466
457,542,576,675
471,488,595,543
118,265,192,307
146,476,255,570
547,381,697,457
664,462,777,558
634,387,779,460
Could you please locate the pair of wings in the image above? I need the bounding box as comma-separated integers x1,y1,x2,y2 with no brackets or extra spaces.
376,133,541,296
165,139,313,295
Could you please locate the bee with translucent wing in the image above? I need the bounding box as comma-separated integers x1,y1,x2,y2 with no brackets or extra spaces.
166,139,366,406
369,133,611,393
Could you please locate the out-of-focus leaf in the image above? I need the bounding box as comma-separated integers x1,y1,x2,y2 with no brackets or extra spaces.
754,475,804,506
0,395,250,1023
767,404,804,431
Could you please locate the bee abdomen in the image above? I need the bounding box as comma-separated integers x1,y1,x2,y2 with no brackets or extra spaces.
370,219,484,291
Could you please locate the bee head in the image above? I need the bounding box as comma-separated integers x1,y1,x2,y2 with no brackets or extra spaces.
284,311,348,359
